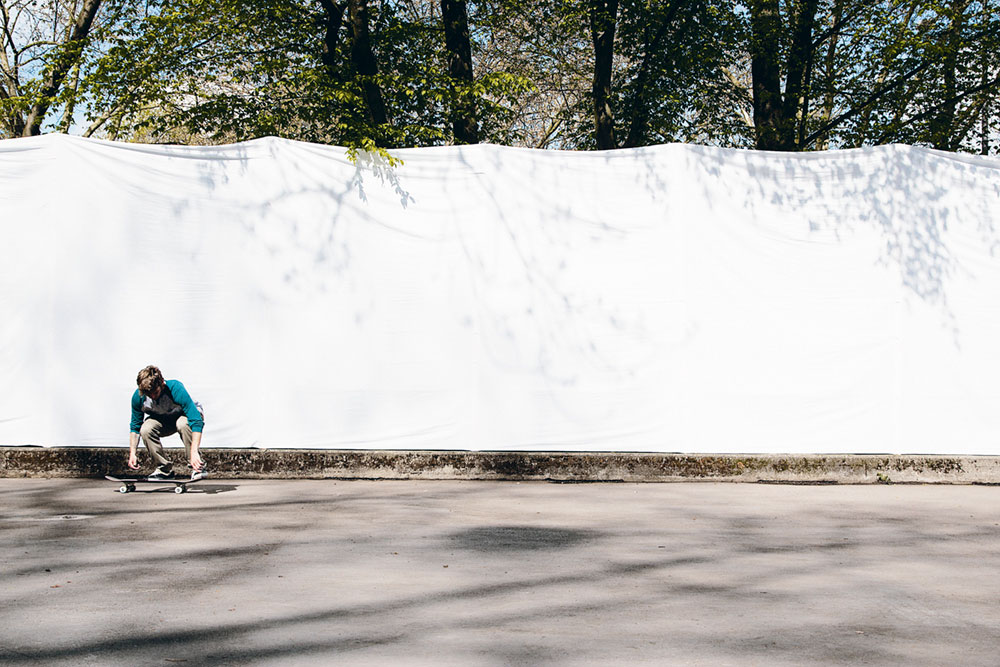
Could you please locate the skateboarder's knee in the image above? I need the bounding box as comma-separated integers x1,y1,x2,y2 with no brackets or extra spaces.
139,419,161,441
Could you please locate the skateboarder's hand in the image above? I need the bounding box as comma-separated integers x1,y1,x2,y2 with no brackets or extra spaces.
127,452,139,470
190,450,204,471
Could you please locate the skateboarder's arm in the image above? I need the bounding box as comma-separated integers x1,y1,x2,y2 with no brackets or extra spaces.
129,390,144,433
128,432,140,469
128,390,143,469
190,431,203,471
165,380,203,433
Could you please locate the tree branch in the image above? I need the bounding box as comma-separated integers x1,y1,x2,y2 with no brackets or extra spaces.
873,71,1000,145
0,0,20,87
802,59,932,147
15,39,62,54
21,0,103,136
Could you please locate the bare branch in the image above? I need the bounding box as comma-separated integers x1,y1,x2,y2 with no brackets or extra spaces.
16,39,62,53
802,59,933,147
82,103,114,137
873,72,1000,145
22,0,102,135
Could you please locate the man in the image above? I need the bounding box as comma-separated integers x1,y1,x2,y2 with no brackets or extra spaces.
129,365,205,480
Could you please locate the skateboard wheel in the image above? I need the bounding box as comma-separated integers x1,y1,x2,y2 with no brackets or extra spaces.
119,485,129,494
174,485,186,494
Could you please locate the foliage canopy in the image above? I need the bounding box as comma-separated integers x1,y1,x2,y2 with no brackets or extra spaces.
1,0,997,153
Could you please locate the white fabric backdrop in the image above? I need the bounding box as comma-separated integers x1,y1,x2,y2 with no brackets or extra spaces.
2,135,999,453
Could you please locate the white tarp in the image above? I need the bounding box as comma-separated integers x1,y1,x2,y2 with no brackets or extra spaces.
2,134,999,453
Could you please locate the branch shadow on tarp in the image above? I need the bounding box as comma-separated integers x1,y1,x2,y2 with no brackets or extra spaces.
685,144,1000,347
451,146,662,392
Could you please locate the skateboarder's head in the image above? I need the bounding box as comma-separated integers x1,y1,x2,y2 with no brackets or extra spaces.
137,365,165,398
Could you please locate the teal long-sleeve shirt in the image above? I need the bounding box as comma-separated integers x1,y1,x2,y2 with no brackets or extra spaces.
130,379,204,434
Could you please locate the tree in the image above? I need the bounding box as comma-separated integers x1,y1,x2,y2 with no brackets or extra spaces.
3,0,996,155
347,0,388,128
78,0,530,148
587,0,618,149
884,0,1000,152
747,0,819,150
441,0,478,143
478,0,746,150
615,0,748,148
743,0,1000,153
469,0,591,148
0,0,123,138
79,0,430,145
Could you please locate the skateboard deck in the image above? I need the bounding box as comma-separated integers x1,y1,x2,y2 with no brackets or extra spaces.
105,474,206,494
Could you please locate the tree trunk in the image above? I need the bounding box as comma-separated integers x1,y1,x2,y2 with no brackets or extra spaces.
623,0,683,148
815,0,844,150
749,0,785,150
783,0,819,149
317,0,348,72
0,5,23,137
981,37,991,154
441,0,478,144
347,0,388,128
930,1,968,151
588,0,618,150
982,97,991,155
21,0,103,136
59,62,82,133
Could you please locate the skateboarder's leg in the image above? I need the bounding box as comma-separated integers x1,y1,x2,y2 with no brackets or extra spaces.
176,416,193,460
139,418,176,469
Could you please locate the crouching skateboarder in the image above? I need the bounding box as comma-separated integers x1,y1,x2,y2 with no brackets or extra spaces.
129,365,206,480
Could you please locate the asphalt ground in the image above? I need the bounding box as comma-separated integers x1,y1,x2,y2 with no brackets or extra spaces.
2,479,999,666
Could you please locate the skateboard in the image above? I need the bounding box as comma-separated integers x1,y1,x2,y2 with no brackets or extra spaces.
105,474,206,494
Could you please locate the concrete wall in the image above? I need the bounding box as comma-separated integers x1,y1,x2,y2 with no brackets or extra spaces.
3,447,999,483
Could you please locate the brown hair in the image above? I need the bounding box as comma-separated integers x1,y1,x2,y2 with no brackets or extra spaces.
136,365,165,396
